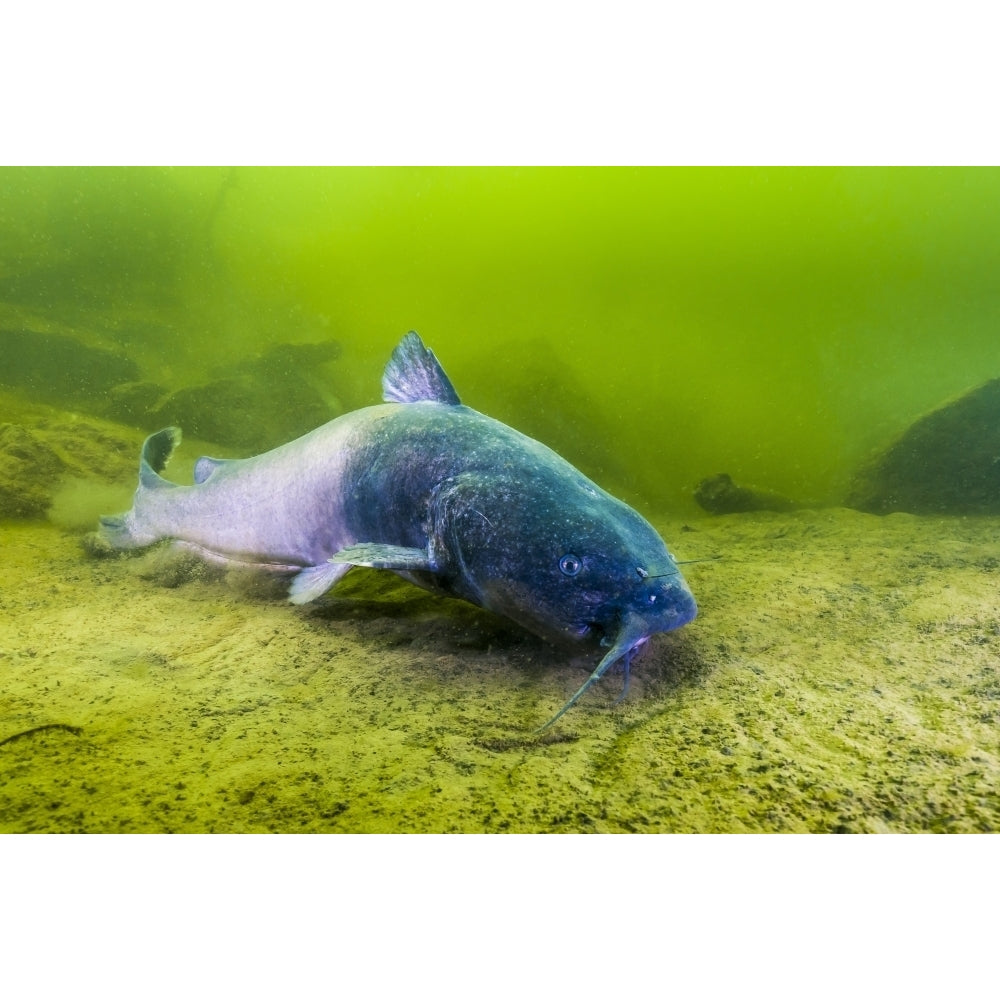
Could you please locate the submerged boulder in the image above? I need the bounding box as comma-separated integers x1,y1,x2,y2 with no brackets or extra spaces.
102,380,170,427
694,473,797,515
0,327,139,406
0,322,344,455
459,338,635,494
0,415,139,520
848,378,1000,515
0,423,65,517
148,341,344,452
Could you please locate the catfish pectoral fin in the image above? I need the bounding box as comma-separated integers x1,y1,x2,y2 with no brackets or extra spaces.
329,543,433,572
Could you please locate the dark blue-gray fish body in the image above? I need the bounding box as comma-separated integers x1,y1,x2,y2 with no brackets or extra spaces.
101,333,696,728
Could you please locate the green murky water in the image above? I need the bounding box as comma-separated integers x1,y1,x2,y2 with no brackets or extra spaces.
2,167,1000,833
5,166,1000,509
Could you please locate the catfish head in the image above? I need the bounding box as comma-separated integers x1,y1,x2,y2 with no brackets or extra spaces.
429,471,697,730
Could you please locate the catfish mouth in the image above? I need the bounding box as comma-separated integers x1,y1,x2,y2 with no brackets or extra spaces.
560,619,619,649
574,607,656,649
581,619,626,649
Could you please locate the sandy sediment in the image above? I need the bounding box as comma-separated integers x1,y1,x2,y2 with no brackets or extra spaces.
2,501,998,833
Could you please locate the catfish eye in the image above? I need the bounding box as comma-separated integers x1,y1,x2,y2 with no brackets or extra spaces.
559,554,582,576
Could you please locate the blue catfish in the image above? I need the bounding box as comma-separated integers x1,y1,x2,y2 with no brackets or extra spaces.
100,332,697,729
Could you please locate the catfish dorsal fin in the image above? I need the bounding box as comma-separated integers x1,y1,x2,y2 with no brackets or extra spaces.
382,331,461,405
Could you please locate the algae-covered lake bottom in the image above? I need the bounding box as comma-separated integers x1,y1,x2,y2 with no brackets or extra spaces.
3,505,998,833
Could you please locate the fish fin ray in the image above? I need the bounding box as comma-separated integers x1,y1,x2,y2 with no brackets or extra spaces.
330,542,434,572
139,427,182,490
288,561,352,604
382,331,461,406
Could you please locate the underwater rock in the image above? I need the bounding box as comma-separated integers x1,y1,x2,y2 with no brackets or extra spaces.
847,378,1000,515
0,327,139,406
102,381,169,427
231,341,343,381
459,338,634,494
0,322,343,456
33,419,138,484
0,423,65,517
148,341,344,451
0,400,141,520
694,473,797,515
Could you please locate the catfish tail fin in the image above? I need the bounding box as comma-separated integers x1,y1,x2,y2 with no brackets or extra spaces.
97,427,182,550
139,426,182,488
